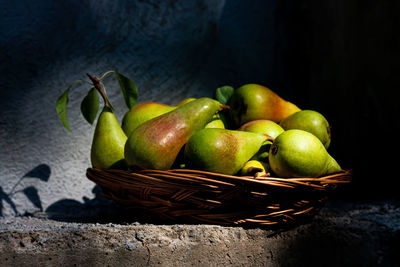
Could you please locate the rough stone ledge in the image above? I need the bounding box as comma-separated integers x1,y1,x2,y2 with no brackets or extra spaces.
1,199,399,267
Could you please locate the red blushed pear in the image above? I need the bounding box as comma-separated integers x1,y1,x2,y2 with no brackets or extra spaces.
124,98,228,170
122,98,204,139
229,84,300,127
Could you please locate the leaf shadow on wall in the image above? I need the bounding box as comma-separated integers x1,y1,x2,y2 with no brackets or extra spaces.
0,164,50,217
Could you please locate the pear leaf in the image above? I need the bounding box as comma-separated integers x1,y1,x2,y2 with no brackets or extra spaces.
114,72,138,109
215,85,234,105
56,87,71,131
80,87,99,124
218,112,231,129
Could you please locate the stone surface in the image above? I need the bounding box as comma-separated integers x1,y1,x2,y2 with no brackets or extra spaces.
1,199,399,266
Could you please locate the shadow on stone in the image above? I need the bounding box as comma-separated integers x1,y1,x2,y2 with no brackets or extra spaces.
44,185,160,224
45,185,118,223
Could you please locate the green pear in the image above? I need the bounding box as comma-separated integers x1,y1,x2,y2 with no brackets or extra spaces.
122,102,175,137
229,84,300,127
184,128,272,175
238,119,284,139
176,97,225,129
239,160,268,177
250,143,271,171
280,110,331,149
125,98,227,170
205,113,225,129
238,120,283,171
91,107,128,170
269,129,341,177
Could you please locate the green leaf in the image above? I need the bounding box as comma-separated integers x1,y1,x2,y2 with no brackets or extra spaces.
56,87,71,131
215,85,234,105
114,72,138,109
218,112,232,129
80,87,100,125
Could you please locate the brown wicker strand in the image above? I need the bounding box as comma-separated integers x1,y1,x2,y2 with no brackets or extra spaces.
86,168,352,227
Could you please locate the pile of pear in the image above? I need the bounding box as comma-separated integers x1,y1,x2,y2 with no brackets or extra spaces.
90,84,342,178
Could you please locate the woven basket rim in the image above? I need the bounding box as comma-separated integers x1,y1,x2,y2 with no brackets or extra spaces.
85,168,352,227
88,168,352,189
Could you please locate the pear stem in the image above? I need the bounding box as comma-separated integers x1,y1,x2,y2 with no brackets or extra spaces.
220,104,230,110
265,134,275,142
86,72,111,108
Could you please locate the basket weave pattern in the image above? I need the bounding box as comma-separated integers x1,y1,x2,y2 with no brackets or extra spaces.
86,168,352,226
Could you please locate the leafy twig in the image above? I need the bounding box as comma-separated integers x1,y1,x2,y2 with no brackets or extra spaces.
87,72,111,108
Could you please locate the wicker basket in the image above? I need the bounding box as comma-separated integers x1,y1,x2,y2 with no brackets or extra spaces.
86,168,352,227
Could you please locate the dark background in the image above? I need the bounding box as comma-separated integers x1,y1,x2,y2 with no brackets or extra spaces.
1,0,399,215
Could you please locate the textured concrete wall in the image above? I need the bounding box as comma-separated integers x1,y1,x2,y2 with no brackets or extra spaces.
1,0,399,217
0,0,285,217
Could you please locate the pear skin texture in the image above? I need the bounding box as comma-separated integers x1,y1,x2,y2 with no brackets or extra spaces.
238,119,284,139
280,110,331,149
124,98,224,170
205,119,225,129
184,129,269,175
229,84,300,126
122,102,176,138
91,107,128,170
269,130,341,177
175,98,196,107
205,114,225,129
176,98,225,129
